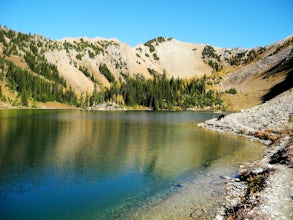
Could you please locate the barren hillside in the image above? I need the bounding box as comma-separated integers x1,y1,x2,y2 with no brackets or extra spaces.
220,39,293,110
0,26,292,109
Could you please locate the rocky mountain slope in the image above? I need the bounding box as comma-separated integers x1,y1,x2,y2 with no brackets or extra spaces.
0,26,292,109
220,36,293,110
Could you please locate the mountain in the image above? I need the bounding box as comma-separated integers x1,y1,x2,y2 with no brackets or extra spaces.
0,26,292,109
219,36,293,110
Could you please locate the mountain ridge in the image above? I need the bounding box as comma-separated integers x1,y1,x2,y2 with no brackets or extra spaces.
0,26,292,110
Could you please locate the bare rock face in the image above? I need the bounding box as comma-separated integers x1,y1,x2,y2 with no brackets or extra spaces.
221,45,293,89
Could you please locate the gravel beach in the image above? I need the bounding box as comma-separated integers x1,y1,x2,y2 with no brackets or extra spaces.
199,90,293,219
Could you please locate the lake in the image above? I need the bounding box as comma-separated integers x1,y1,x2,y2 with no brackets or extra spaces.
0,110,262,219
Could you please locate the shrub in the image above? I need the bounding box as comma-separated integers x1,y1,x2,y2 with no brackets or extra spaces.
76,53,82,60
202,45,220,61
153,53,159,61
79,66,90,77
225,88,237,94
88,50,95,59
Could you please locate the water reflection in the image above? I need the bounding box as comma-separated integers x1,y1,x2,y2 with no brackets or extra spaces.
0,110,261,219
0,110,251,181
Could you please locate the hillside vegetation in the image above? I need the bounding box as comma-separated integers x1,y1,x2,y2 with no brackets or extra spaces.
0,26,292,110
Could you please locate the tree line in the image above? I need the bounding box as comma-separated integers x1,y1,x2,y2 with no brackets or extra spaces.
1,56,222,109
0,57,77,106
90,73,223,110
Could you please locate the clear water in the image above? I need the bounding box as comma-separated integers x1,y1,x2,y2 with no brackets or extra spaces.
0,110,262,219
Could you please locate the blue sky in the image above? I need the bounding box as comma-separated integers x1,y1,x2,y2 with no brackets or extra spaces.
1,0,292,48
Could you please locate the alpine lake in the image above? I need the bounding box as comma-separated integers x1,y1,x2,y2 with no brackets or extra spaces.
0,110,263,219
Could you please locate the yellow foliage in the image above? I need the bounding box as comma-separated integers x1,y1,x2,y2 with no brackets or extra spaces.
116,94,124,105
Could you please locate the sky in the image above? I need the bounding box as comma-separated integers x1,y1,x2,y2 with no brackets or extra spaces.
1,0,292,48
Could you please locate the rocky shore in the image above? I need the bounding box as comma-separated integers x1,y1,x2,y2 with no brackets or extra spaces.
198,90,293,219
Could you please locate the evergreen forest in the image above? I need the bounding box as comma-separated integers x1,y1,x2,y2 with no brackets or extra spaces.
90,73,223,110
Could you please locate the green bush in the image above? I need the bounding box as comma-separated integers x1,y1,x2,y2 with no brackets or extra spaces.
153,53,159,61
202,45,220,61
225,88,237,94
76,53,82,60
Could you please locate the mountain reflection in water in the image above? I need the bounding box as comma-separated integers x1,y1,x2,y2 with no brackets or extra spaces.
0,110,262,219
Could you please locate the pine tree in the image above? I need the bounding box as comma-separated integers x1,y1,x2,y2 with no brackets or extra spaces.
21,89,29,106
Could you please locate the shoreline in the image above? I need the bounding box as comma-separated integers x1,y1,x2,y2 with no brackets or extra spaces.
198,90,293,219
1,93,292,218
0,101,224,112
